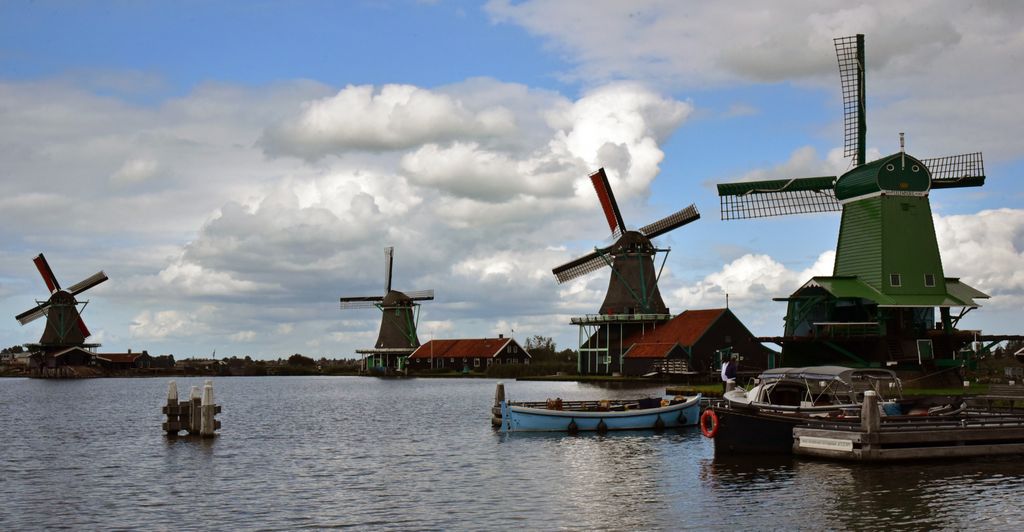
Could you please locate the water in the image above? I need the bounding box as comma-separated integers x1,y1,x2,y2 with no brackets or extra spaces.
2,377,1024,530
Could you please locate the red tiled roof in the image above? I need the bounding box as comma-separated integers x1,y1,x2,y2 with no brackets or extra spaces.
624,342,678,359
95,353,140,364
623,308,728,348
408,338,519,359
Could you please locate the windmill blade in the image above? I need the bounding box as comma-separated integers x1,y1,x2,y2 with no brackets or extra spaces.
67,271,108,295
384,247,394,293
835,34,866,166
590,168,626,238
405,289,434,301
552,248,611,284
76,316,91,339
340,296,384,309
15,301,50,325
33,253,61,293
639,204,700,239
717,176,839,220
922,152,986,189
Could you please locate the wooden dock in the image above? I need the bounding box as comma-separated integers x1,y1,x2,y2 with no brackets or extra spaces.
793,391,1024,461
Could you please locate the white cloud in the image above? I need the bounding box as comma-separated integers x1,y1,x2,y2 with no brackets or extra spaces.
934,208,1024,301
230,330,257,342
261,83,516,158
110,157,160,185
129,307,214,339
486,1,1024,161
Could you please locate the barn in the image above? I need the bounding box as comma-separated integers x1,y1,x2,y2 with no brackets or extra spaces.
621,308,777,377
407,335,531,372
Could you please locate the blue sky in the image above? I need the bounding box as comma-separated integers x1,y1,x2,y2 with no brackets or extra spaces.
2,1,1021,359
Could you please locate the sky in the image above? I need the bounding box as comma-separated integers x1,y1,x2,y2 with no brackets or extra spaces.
1,0,1022,359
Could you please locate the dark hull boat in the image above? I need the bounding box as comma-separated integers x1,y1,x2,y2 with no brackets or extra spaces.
702,366,965,455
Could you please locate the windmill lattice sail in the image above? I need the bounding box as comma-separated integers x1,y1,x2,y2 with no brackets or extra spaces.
717,176,840,220
922,152,986,189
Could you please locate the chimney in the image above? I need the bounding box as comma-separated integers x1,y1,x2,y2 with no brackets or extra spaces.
498,334,504,339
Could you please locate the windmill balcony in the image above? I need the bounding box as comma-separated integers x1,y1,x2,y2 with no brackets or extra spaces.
812,322,882,338
571,313,673,325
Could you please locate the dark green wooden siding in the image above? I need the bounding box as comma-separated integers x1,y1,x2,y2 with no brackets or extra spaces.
880,196,946,296
834,198,883,288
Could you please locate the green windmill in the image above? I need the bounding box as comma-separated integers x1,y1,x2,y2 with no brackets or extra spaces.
716,35,988,370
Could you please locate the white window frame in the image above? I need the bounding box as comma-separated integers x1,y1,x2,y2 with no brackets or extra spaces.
890,273,902,287
924,273,936,287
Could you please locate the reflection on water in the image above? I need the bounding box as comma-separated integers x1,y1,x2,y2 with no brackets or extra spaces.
1,377,1023,529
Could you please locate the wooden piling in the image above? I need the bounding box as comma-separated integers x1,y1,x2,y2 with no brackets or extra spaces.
492,382,505,427
200,380,221,437
861,390,880,433
161,380,187,434
188,385,201,435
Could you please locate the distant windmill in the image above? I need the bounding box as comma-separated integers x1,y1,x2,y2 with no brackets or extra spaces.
553,168,699,375
15,253,108,347
715,35,989,369
340,247,434,373
553,168,700,315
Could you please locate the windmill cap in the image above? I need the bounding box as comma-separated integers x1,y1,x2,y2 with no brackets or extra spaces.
835,153,930,201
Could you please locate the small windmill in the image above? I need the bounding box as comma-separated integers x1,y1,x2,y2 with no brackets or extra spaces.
716,34,989,369
15,253,108,348
340,247,433,372
553,168,699,375
553,168,700,315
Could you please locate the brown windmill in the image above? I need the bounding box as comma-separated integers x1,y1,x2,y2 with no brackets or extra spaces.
553,168,700,374
340,246,434,373
16,253,108,353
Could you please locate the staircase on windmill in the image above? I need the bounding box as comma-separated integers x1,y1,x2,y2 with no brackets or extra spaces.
14,253,108,377
715,34,991,374
552,168,700,375
340,247,434,375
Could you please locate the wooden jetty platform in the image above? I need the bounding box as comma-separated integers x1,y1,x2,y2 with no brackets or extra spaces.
793,391,1024,461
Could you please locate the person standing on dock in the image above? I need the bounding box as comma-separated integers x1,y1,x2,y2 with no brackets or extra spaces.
721,353,738,393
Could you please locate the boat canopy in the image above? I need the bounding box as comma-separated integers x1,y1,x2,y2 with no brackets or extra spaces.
757,366,899,386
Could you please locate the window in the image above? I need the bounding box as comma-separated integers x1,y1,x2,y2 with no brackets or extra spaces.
474,358,480,367
890,273,902,287
924,274,936,287
487,358,492,366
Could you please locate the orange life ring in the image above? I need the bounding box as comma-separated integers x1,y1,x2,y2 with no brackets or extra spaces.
700,409,719,438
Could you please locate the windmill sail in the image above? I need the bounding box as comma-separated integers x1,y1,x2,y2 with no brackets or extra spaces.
923,152,986,189
404,289,435,301
717,176,839,220
590,168,626,238
835,34,866,166
339,296,384,309
552,248,611,284
15,301,49,325
384,246,394,293
33,254,61,293
639,204,700,239
68,271,108,295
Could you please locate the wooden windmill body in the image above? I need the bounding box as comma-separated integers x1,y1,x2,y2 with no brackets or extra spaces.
553,168,700,374
340,247,433,374
716,35,989,374
15,253,108,371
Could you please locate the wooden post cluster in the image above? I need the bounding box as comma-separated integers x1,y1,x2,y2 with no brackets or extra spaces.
162,379,221,437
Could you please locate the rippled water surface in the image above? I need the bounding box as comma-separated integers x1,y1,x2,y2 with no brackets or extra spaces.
2,376,1024,530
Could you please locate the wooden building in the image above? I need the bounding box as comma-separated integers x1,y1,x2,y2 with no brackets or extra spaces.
621,308,776,377
94,350,152,371
407,335,531,372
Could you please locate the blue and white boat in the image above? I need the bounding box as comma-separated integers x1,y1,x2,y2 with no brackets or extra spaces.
499,394,701,433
